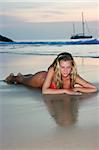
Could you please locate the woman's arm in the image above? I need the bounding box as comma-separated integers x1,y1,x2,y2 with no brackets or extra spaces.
42,68,81,95
73,75,97,93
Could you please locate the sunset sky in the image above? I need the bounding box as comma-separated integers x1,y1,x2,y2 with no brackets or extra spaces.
0,1,99,40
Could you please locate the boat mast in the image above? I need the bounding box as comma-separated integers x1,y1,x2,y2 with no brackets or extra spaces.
82,12,85,36
73,23,75,35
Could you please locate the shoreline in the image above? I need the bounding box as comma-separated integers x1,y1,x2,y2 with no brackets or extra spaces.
0,38,99,45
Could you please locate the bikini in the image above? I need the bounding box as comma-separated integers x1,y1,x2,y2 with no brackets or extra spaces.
50,79,71,89
50,82,57,89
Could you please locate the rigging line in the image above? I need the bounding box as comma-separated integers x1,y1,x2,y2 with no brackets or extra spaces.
84,19,91,34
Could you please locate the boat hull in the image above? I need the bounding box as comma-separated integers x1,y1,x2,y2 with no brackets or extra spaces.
71,35,92,39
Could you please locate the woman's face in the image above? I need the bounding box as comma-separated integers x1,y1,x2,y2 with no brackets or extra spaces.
59,60,72,77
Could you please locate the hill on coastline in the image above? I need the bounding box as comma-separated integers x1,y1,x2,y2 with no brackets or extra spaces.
0,34,13,42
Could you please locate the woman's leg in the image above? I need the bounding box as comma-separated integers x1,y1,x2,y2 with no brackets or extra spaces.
4,73,33,84
4,71,47,88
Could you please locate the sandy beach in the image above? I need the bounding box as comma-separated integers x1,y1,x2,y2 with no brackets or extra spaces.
0,54,99,150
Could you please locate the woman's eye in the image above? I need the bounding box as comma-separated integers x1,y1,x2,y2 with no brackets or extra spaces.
61,66,65,69
61,66,71,69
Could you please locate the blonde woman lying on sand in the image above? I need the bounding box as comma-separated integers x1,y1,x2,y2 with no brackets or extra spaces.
4,52,97,95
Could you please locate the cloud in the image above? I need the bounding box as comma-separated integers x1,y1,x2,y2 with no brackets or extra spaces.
0,1,98,23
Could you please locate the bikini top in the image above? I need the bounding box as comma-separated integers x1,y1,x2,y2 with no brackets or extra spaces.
50,82,57,89
50,79,72,89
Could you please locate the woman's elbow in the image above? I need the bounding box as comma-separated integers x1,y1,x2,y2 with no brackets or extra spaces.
93,87,98,92
42,87,48,94
90,86,98,93
42,87,45,94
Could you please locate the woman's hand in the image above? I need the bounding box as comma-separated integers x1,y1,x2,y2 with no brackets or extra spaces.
75,75,97,93
64,89,82,95
73,86,97,93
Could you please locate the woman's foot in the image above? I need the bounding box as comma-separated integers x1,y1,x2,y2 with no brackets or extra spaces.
15,73,24,84
4,73,15,84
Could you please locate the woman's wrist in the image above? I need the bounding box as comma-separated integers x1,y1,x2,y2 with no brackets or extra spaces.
64,89,82,95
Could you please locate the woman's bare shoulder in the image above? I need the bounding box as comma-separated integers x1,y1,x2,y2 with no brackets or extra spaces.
48,67,54,73
45,67,54,80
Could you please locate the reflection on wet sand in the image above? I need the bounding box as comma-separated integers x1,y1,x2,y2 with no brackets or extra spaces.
43,94,79,126
43,92,98,127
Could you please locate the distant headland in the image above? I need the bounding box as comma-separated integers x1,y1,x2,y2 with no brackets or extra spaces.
0,34,14,42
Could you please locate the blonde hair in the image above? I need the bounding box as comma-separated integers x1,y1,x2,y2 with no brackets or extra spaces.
49,52,77,88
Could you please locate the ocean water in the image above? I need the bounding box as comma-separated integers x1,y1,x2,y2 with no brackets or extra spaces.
0,39,99,58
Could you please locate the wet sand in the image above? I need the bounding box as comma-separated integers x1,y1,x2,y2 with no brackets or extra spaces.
0,54,99,150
